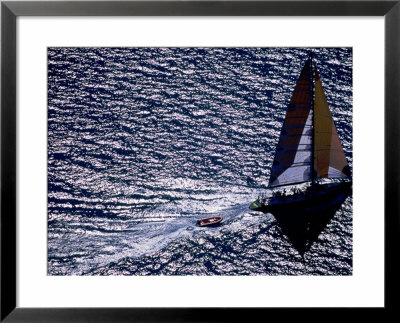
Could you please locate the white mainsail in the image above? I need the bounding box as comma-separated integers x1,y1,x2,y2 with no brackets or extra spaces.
269,57,314,186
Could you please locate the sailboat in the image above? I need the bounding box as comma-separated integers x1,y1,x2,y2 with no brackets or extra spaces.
249,52,351,213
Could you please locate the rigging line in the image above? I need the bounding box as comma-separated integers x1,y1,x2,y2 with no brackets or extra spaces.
268,180,310,188
283,124,313,128
272,164,312,169
276,144,312,149
286,114,309,120
275,151,312,155
279,134,312,138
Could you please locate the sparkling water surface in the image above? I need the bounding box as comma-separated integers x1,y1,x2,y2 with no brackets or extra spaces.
48,47,352,275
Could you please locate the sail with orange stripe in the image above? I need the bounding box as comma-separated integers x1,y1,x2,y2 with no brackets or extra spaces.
313,68,350,179
269,57,313,186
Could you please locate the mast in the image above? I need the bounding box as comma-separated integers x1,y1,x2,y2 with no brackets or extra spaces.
309,51,315,187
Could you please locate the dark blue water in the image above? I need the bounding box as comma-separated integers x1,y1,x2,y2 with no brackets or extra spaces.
47,47,352,275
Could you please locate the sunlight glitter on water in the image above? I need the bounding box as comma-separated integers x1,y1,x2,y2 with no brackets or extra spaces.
48,47,353,275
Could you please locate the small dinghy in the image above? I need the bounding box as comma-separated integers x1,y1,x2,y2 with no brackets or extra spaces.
196,216,223,227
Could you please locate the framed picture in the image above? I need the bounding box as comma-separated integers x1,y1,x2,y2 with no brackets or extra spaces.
1,0,397,321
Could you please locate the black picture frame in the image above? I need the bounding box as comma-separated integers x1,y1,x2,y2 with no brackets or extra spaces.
1,1,398,321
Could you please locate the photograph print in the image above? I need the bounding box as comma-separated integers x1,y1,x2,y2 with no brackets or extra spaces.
48,47,352,276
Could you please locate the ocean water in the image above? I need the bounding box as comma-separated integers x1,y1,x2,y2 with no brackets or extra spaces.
47,47,352,275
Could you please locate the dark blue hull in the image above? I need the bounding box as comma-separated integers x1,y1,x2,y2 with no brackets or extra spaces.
249,181,352,214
